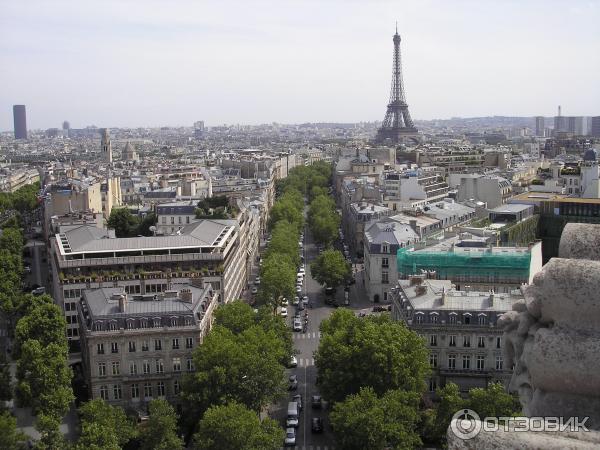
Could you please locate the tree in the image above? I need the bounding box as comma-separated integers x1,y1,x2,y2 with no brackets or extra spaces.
14,302,67,358
258,255,296,310
214,301,257,335
139,399,183,450
137,212,157,237
310,249,351,290
0,228,24,256
468,382,520,420
265,220,301,266
0,353,13,404
425,382,466,445
330,387,421,450
193,402,284,450
308,194,339,246
16,340,73,418
74,399,136,450
34,413,67,450
107,208,140,238
181,325,286,425
315,309,429,403
0,411,28,450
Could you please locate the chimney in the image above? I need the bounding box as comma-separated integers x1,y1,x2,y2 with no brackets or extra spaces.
371,205,375,211
440,287,446,305
180,289,193,303
409,219,417,231
415,284,427,296
489,289,495,307
409,275,424,286
118,294,127,313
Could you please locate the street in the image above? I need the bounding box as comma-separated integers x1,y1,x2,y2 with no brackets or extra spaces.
271,214,372,450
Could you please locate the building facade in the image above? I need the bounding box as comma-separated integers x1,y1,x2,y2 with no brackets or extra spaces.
13,105,27,140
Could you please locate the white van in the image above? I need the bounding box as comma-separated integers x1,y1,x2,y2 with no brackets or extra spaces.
286,401,299,427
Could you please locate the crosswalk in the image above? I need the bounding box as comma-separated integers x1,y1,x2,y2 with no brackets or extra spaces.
281,446,335,450
292,332,321,340
295,358,315,367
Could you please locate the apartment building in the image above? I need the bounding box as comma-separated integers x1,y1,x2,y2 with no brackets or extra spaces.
79,281,217,407
156,201,199,234
50,219,246,350
390,277,519,394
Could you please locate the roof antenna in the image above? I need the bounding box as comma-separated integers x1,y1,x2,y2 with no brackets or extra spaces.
395,21,398,34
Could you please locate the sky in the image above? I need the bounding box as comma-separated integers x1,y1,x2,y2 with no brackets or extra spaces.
1,0,599,130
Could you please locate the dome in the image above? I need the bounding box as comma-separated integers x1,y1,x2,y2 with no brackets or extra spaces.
583,148,597,162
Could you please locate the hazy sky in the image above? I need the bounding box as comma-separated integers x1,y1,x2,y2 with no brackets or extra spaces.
1,0,599,130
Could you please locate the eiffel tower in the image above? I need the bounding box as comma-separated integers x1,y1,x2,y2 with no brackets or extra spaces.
375,26,419,144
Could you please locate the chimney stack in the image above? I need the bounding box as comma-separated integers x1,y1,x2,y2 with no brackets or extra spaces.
118,294,127,313
180,289,193,303
489,289,495,307
440,287,446,305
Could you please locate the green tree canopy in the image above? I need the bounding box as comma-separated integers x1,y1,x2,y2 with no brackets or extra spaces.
14,302,67,358
137,212,157,237
315,309,429,403
330,387,422,450
0,411,28,450
74,399,137,450
310,249,351,290
265,220,301,266
192,402,284,450
308,194,339,246
139,399,184,450
258,255,296,310
424,382,466,445
0,228,24,256
468,382,520,421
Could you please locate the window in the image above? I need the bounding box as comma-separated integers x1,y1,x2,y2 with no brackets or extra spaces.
109,321,118,331
98,362,106,377
429,353,438,368
381,257,389,268
143,382,152,399
431,314,439,324
496,337,502,349
173,357,181,372
495,356,504,370
97,343,104,355
173,380,180,395
129,361,137,375
449,335,456,347
185,337,193,349
143,361,150,375
448,354,456,369
157,381,165,397
142,340,149,351
111,362,120,376
185,316,193,326
187,358,194,372
429,335,437,346
477,336,485,348
100,385,108,400
463,336,471,347
140,319,148,329
113,384,122,400
478,315,486,325
172,338,180,350
128,341,136,352
154,339,162,351
382,243,389,253
464,315,471,325
171,317,178,327
178,216,182,224
429,378,437,392
111,342,119,353
415,315,423,324
161,216,166,224
449,315,457,325
153,318,161,328
476,355,485,370
156,359,164,374
381,271,389,284
462,355,471,369
170,217,174,224
127,320,135,330
131,384,139,399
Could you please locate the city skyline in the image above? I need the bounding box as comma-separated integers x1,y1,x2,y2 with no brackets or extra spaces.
1,0,599,130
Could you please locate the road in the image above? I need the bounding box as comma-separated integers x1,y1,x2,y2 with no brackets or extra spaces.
272,213,372,450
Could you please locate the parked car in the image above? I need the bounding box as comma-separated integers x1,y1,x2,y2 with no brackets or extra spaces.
302,295,309,306
251,287,258,295
289,355,298,368
281,298,289,306
311,395,322,409
24,266,32,273
288,375,298,390
280,308,288,318
293,296,300,306
292,394,303,411
293,318,302,332
254,276,261,285
31,286,45,296
284,428,296,446
296,286,302,294
311,417,323,433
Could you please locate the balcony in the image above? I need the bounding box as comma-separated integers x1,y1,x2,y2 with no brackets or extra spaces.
58,252,224,269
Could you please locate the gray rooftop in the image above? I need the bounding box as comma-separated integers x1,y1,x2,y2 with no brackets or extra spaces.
364,218,419,245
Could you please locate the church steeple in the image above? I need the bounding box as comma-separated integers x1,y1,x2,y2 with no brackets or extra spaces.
101,128,113,164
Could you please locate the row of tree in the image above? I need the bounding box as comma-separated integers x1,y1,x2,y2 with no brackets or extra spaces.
308,193,340,247
0,182,40,214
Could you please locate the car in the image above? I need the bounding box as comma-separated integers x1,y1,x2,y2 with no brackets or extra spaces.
288,376,298,390
284,428,296,446
297,273,304,281
280,308,288,318
296,302,305,311
31,286,45,296
254,276,261,285
251,287,258,295
289,355,298,368
296,286,302,294
312,395,323,409
325,286,336,296
292,394,303,410
302,295,309,305
293,296,300,306
281,298,289,306
24,266,32,273
311,417,323,433
299,267,305,274
293,319,302,332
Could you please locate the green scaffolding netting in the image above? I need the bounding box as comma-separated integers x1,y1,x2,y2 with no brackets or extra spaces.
397,247,531,279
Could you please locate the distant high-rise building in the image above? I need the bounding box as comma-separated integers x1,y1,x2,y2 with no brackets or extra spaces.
194,121,205,138
554,105,567,134
13,105,27,139
591,117,600,138
567,116,585,135
535,116,545,137
100,128,113,164
62,120,70,130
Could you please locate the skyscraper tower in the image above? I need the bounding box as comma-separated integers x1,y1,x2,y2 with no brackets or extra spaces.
100,128,113,164
13,105,27,139
535,116,545,137
375,26,419,144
